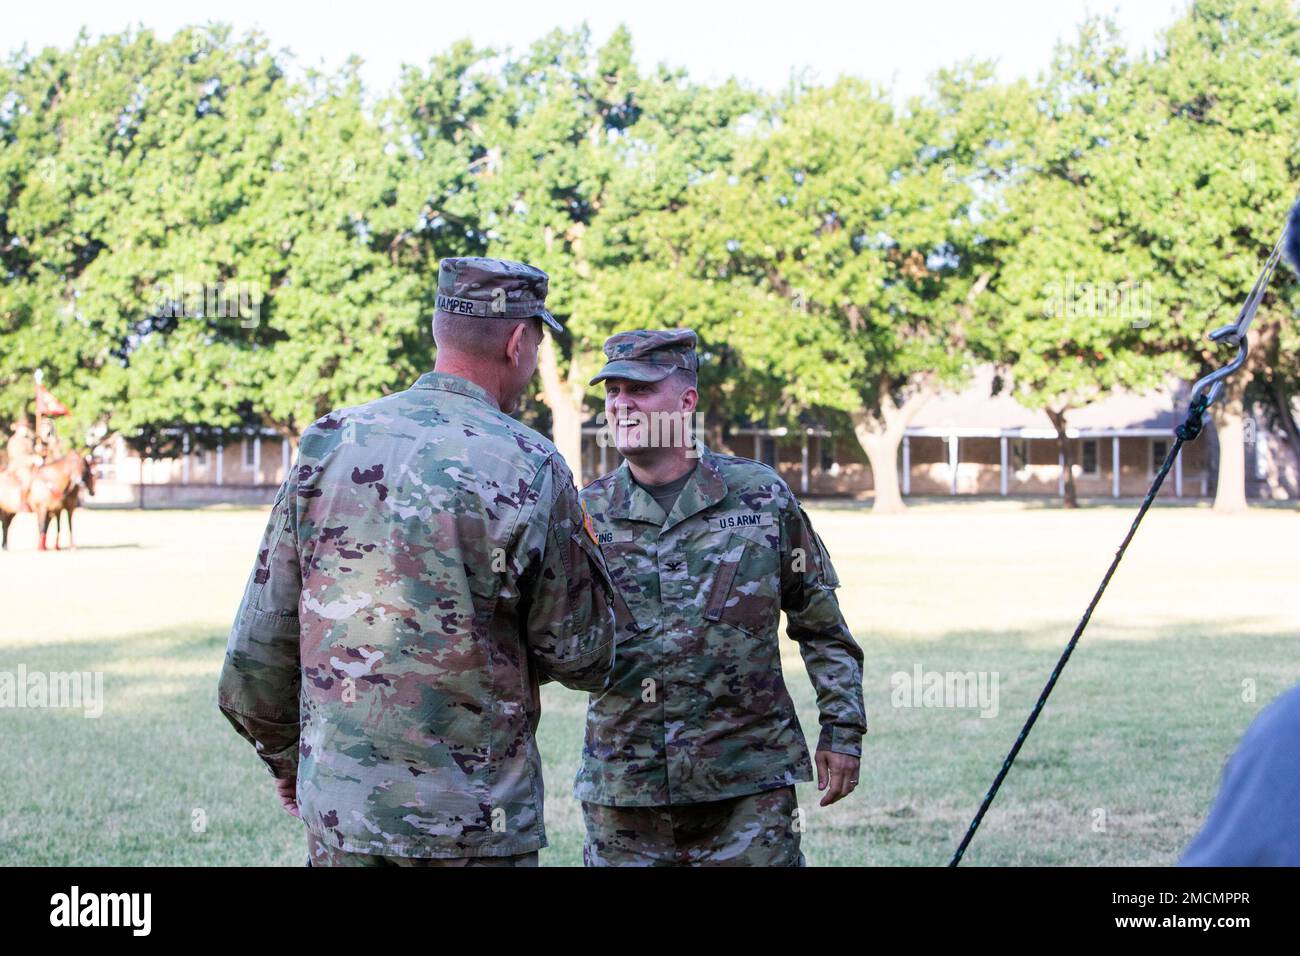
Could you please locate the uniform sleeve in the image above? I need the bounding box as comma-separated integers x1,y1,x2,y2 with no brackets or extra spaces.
780,498,867,757
217,472,304,780
516,455,617,693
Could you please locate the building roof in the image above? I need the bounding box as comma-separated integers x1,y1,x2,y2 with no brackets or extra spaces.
906,366,1194,438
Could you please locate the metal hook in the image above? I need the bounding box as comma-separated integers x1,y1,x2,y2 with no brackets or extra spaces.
1186,232,1287,413
1189,323,1247,408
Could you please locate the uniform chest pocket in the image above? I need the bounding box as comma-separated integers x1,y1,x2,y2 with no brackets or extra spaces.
703,532,780,635
600,533,655,634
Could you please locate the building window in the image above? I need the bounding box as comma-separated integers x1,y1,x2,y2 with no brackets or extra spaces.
759,436,777,469
1081,439,1098,476
1150,438,1169,475
819,437,835,472
243,438,256,470
195,447,208,469
1011,438,1028,473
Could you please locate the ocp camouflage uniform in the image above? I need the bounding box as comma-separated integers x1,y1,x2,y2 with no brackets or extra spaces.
582,786,802,867
577,329,866,866
218,259,615,864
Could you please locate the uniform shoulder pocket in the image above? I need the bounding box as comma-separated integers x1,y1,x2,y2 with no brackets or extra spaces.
797,505,840,589
570,528,641,643
249,482,295,614
569,525,613,593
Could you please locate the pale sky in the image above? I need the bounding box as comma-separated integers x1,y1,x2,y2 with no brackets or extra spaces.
5,0,1188,100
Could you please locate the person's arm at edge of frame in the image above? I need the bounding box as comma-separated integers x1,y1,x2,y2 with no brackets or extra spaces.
217,457,305,818
780,492,867,807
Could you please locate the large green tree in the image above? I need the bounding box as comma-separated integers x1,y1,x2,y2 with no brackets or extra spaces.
981,19,1178,507
393,25,757,471
655,73,1007,512
3,26,303,447
5,11,1295,512
1,26,468,455
1125,0,1300,512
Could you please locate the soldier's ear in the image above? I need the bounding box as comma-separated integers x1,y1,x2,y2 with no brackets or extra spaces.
505,321,528,367
680,386,699,414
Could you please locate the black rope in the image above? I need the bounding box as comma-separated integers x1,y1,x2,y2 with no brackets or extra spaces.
948,393,1211,866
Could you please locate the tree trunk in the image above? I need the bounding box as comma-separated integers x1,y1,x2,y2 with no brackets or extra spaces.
857,430,905,514
1211,377,1248,514
850,382,934,514
1045,407,1078,509
537,331,586,480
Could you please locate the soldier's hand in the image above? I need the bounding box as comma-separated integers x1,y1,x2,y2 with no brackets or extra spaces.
815,750,860,807
274,776,301,818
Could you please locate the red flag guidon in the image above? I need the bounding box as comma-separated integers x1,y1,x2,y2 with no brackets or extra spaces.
35,382,70,417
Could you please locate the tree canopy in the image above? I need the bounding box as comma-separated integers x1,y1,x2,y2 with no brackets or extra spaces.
2,3,1296,509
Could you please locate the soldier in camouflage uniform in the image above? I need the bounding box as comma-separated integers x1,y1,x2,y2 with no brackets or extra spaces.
218,258,617,866
577,329,866,866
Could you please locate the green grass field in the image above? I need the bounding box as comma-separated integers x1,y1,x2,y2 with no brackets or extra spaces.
2,499,1297,866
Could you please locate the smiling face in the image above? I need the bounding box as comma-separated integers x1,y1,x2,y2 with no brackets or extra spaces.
603,372,699,460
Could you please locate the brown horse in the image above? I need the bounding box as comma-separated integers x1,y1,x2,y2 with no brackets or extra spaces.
0,466,31,550
27,451,96,551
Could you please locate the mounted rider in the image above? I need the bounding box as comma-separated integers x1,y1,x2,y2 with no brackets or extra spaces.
6,416,42,471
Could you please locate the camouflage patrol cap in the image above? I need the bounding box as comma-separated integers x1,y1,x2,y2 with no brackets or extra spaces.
435,257,563,333
589,329,698,385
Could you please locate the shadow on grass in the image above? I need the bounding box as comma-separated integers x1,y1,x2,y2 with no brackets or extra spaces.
836,623,1299,865
3,622,1297,866
0,625,302,866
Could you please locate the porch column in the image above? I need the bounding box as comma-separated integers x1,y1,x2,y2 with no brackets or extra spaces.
600,435,609,475
902,435,911,496
948,435,959,496
754,433,761,461
1058,449,1065,497
114,434,127,483
182,432,190,485
800,432,809,495
1175,449,1183,498
999,435,1008,497
216,442,224,485
1112,436,1120,498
